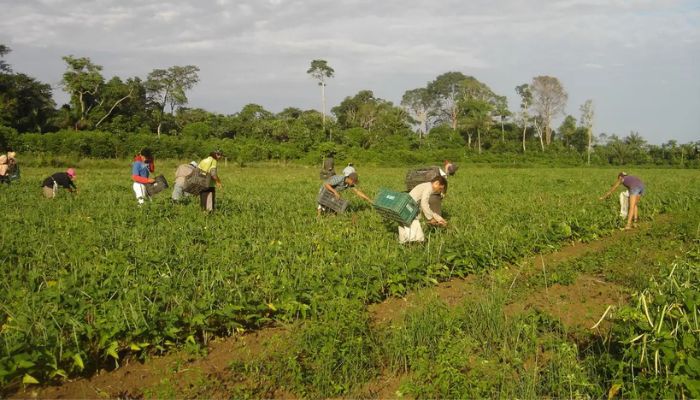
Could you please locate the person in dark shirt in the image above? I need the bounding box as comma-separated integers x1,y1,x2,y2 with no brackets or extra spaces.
42,168,77,199
600,172,645,230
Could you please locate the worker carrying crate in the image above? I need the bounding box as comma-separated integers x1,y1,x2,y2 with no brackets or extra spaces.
380,175,448,243
317,172,372,215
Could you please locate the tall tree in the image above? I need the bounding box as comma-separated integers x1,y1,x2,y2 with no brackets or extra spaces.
306,59,334,132
456,78,496,153
61,56,104,129
145,65,200,137
530,75,567,146
579,99,594,165
558,115,577,148
401,88,434,138
0,44,12,73
426,71,468,130
493,95,510,142
0,73,56,132
515,83,533,153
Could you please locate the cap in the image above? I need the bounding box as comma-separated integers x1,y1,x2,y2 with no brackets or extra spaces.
348,162,353,166
66,168,76,177
190,161,198,167
446,163,457,176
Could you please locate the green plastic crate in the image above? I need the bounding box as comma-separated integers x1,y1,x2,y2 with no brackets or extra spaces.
373,188,418,226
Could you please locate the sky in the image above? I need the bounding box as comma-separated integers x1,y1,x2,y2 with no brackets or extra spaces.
1,0,699,144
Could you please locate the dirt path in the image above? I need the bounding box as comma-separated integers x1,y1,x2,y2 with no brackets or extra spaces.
10,219,668,399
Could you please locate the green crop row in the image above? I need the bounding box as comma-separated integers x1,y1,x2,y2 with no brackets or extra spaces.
0,164,698,391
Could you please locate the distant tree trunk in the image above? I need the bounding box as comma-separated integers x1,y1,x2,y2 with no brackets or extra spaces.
500,118,505,142
587,127,592,165
522,125,527,153
477,128,482,154
95,90,133,127
535,122,545,152
321,83,326,131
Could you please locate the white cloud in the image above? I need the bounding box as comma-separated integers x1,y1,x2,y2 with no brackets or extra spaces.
0,0,698,143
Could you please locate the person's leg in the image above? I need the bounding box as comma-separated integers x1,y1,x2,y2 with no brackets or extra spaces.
172,184,184,201
208,188,216,211
200,189,207,210
626,194,639,229
133,182,146,204
42,186,54,198
200,188,214,211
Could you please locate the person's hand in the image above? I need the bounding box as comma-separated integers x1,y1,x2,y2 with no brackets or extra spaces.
333,192,340,200
216,181,222,189
598,196,605,201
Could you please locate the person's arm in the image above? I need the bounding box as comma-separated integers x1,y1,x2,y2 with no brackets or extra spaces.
132,175,155,184
352,188,372,202
420,186,435,221
210,167,222,188
600,178,622,200
324,182,341,199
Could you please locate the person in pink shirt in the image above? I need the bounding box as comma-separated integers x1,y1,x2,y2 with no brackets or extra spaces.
600,172,645,230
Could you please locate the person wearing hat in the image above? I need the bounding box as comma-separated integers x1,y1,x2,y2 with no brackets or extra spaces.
197,150,223,212
441,160,457,177
172,161,199,202
600,172,645,230
426,160,457,216
317,172,371,215
131,148,156,205
399,176,448,243
41,168,78,198
342,162,356,177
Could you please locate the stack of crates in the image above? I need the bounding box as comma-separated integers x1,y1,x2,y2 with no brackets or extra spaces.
373,188,419,226
405,166,440,191
317,188,349,213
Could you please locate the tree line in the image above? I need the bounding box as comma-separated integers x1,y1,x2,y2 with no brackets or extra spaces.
1,45,698,167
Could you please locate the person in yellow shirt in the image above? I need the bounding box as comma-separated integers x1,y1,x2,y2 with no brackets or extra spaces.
198,150,223,212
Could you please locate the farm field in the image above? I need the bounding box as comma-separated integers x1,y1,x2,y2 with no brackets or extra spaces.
1,162,699,397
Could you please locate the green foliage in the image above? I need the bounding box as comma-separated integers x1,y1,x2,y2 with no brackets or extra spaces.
603,249,700,397
0,164,697,392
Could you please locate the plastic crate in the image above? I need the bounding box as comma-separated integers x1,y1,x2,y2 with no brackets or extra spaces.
373,188,419,226
146,175,169,196
317,187,349,213
405,166,440,191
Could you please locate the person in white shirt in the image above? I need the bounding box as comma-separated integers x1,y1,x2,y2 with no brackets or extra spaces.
171,161,198,201
399,176,448,243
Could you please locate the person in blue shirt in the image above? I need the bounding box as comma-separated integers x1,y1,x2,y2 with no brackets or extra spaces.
131,148,155,205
